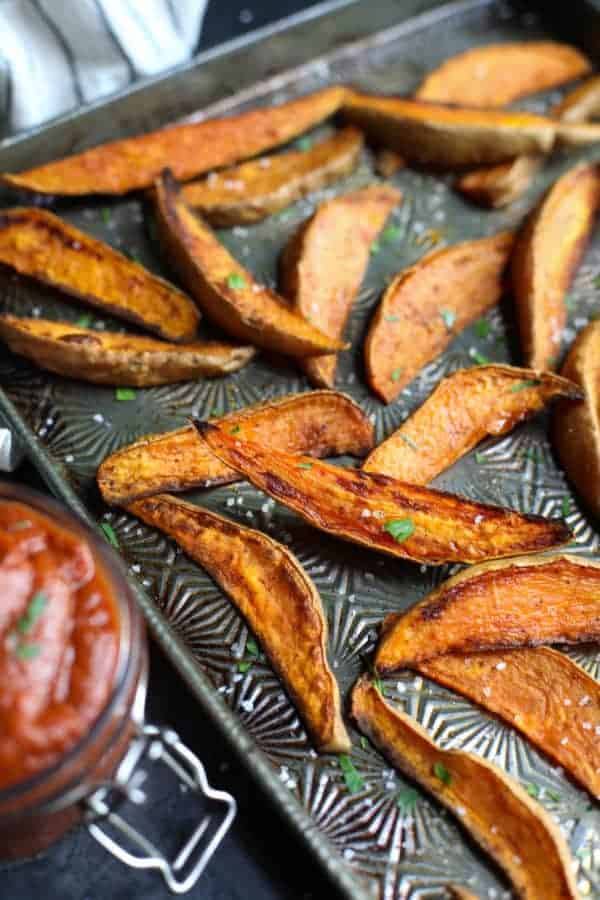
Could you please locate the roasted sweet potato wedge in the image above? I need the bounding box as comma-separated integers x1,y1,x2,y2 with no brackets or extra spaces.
374,149,406,177
447,888,479,900
180,128,363,226
351,678,577,900
419,648,600,798
552,73,600,122
129,494,350,753
415,41,591,108
376,554,600,672
364,232,513,403
363,366,582,484
0,208,199,342
512,162,600,371
97,390,374,506
1,87,347,196
194,422,569,565
553,320,600,515
342,92,558,169
154,171,347,358
0,315,254,387
280,183,401,387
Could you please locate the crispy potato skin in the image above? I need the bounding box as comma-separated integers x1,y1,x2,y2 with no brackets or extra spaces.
0,315,254,386
195,422,569,565
419,648,600,798
1,87,347,196
154,171,347,358
512,163,600,372
351,678,578,900
552,321,600,515
97,390,374,505
280,184,401,387
363,365,582,484
364,233,513,403
341,92,557,168
415,41,591,107
129,494,350,753
0,208,199,341
376,554,600,672
181,128,363,225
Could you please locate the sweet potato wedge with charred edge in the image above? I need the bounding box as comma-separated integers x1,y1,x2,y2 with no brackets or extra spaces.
419,648,600,798
342,92,559,169
0,315,254,387
376,554,600,672
129,494,350,753
0,208,199,342
365,232,513,403
97,390,374,506
512,162,600,372
181,128,364,226
1,87,347,197
553,320,600,516
415,41,591,108
154,170,347,358
363,366,582,484
351,678,578,900
280,183,401,387
194,422,569,565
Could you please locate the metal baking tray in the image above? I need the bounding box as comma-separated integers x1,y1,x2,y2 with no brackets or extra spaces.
1,1,599,897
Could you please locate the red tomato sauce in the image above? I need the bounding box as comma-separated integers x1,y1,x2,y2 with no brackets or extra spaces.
0,500,120,790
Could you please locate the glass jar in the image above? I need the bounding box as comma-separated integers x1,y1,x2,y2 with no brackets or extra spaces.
0,482,235,893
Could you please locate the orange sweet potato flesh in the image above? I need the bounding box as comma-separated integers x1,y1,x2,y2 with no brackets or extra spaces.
129,494,350,753
194,422,569,565
351,678,577,900
363,365,582,484
97,390,374,506
0,208,199,342
512,163,600,372
364,232,513,403
181,128,363,226
415,41,591,108
419,647,600,798
553,320,600,516
1,87,347,197
341,91,557,168
154,170,347,358
280,183,401,387
376,554,600,672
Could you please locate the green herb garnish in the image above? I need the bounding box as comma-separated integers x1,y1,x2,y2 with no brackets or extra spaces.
9,519,32,531
237,660,253,674
397,787,419,813
433,762,451,785
17,592,48,635
561,497,571,517
100,522,120,548
545,788,561,803
440,309,456,331
399,434,419,452
510,379,541,393
382,224,402,243
211,408,223,417
373,676,385,696
227,273,247,290
474,319,491,339
471,350,490,365
230,425,241,434
360,736,369,751
76,314,92,328
15,643,41,660
297,462,313,469
523,448,540,462
525,782,540,798
565,293,578,310
115,387,136,401
297,136,312,151
474,451,486,464
101,207,111,225
390,368,402,383
339,754,364,794
594,274,600,289
245,638,260,657
384,313,401,323
370,240,381,256
384,518,415,544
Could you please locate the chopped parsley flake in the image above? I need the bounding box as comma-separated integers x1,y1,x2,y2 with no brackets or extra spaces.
384,313,401,322
561,497,571,517
230,425,241,434
471,350,490,365
384,518,415,543
17,592,48,635
474,319,491,339
101,207,111,225
76,314,92,328
525,782,540,798
237,660,253,674
9,519,32,531
545,788,561,803
360,736,369,751
115,387,136,401
370,240,381,256
297,136,312,151
440,309,456,331
382,224,402,243
510,379,541,393
245,638,260,658
399,434,419,452
474,451,486,464
594,274,600,289
433,762,451,785
339,754,364,794
100,522,120,548
390,368,402,383
227,273,247,290
297,462,313,469
397,787,419,813
211,408,223,417
373,676,385,696
15,643,41,660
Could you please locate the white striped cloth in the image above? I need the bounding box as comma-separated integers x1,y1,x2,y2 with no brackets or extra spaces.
0,0,209,135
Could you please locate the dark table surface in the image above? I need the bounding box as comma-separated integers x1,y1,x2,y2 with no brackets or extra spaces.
0,2,347,898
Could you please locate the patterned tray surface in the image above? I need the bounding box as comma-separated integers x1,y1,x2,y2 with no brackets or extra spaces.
1,2,600,898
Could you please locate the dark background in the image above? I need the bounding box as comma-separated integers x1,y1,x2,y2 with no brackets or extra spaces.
0,3,342,899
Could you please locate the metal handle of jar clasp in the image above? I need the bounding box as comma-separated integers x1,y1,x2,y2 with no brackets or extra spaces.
84,723,236,895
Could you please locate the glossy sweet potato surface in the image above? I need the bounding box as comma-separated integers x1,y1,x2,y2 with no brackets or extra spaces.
376,554,600,672
154,171,347,358
129,494,350,753
342,92,557,168
97,390,374,505
363,366,582,484
280,183,401,387
512,163,600,371
1,87,347,196
351,678,577,900
181,128,363,225
0,208,199,342
415,41,591,107
364,232,513,403
194,422,569,565
0,315,254,386
419,648,600,798
553,320,600,515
